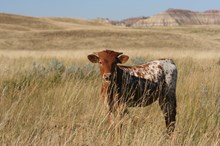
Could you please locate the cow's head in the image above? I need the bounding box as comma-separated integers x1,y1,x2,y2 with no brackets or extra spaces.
88,50,129,82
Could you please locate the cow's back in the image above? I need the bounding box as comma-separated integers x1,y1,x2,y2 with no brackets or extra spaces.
116,59,176,106
118,59,177,99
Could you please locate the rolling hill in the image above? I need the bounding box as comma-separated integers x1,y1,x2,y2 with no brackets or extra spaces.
0,12,220,51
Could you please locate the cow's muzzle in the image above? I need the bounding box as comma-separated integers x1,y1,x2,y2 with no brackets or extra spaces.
103,73,112,82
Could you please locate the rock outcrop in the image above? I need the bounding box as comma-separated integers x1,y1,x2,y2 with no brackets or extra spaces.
120,17,149,26
132,9,220,27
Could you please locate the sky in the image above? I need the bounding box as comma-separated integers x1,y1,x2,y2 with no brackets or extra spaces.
1,0,220,20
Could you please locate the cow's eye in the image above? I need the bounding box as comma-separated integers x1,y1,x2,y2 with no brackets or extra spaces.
99,61,102,64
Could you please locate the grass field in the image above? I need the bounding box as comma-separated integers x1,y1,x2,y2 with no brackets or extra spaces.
0,13,220,146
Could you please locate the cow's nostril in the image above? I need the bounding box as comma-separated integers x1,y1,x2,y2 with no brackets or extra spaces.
103,73,111,81
104,76,109,80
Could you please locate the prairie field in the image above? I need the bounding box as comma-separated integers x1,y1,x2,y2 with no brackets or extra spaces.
0,14,220,146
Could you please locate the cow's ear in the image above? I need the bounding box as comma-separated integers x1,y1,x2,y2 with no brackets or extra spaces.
87,54,99,63
118,55,129,64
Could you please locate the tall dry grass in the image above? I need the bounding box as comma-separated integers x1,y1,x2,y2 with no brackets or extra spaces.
0,49,219,146
0,14,220,145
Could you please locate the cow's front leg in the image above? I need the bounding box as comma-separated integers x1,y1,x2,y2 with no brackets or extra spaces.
116,103,128,121
106,111,114,127
114,102,128,128
108,101,115,127
108,100,128,128
102,88,114,126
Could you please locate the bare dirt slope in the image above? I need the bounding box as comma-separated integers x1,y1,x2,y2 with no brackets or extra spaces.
133,9,220,27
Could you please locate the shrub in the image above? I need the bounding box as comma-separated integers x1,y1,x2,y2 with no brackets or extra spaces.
64,64,99,79
217,58,220,65
130,56,147,65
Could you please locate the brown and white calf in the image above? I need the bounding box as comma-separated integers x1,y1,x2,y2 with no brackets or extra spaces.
88,50,177,134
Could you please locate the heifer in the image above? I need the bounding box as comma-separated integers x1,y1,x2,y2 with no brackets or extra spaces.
87,50,177,134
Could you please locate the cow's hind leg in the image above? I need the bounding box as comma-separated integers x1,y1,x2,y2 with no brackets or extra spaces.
159,90,176,135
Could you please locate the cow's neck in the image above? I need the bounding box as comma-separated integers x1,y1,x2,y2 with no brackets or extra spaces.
101,66,124,95
116,66,124,86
